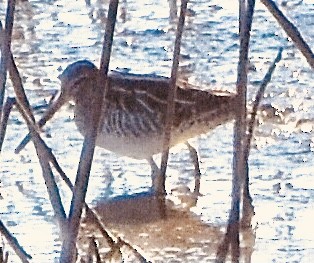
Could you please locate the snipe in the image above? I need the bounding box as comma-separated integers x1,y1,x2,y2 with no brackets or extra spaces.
18,60,238,192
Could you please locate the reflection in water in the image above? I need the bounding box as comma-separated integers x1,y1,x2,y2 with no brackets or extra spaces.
0,0,313,262
79,192,256,262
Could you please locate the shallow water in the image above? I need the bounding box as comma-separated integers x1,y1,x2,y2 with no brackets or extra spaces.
0,0,313,262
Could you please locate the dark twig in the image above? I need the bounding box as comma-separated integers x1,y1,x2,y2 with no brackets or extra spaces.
244,47,283,160
261,0,314,69
14,101,67,228
99,0,119,74
0,24,35,126
103,245,122,262
241,47,283,228
7,55,36,124
0,220,32,263
60,1,119,262
93,238,101,263
159,0,189,195
97,0,119,139
216,0,255,262
14,92,58,154
239,0,256,230
87,236,101,263
0,97,15,151
85,208,116,247
0,0,16,151
0,0,15,119
116,237,150,263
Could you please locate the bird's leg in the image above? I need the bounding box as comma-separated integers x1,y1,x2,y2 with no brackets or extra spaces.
147,157,162,193
185,142,201,196
147,157,167,218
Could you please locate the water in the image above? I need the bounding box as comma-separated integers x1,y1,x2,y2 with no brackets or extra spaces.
0,0,313,262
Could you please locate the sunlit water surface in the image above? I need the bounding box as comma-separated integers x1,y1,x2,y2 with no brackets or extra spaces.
0,0,313,262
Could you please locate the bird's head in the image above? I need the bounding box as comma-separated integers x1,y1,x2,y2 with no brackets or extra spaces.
58,60,98,102
37,60,99,126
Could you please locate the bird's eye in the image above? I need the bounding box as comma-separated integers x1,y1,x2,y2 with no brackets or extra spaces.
70,75,85,87
73,79,82,87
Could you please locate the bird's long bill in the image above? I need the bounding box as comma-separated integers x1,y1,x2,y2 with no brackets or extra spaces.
15,91,67,154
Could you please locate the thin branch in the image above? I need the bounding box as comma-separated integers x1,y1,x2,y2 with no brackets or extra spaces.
0,20,38,130
241,47,283,228
60,1,119,262
116,237,151,263
99,0,119,74
244,47,283,159
238,0,256,231
261,0,314,69
0,0,15,119
0,220,32,263
87,236,101,263
216,0,255,262
0,1,36,127
14,101,67,225
97,0,120,157
159,0,188,195
0,97,15,151
14,92,61,154
7,55,36,124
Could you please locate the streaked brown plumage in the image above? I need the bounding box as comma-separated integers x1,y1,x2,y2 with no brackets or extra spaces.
51,60,237,159
15,60,238,193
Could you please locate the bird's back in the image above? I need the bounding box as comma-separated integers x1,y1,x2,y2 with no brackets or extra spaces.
74,71,237,159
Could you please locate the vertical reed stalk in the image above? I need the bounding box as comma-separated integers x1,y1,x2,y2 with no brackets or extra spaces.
216,0,255,262
0,0,15,120
59,1,119,262
159,0,188,196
